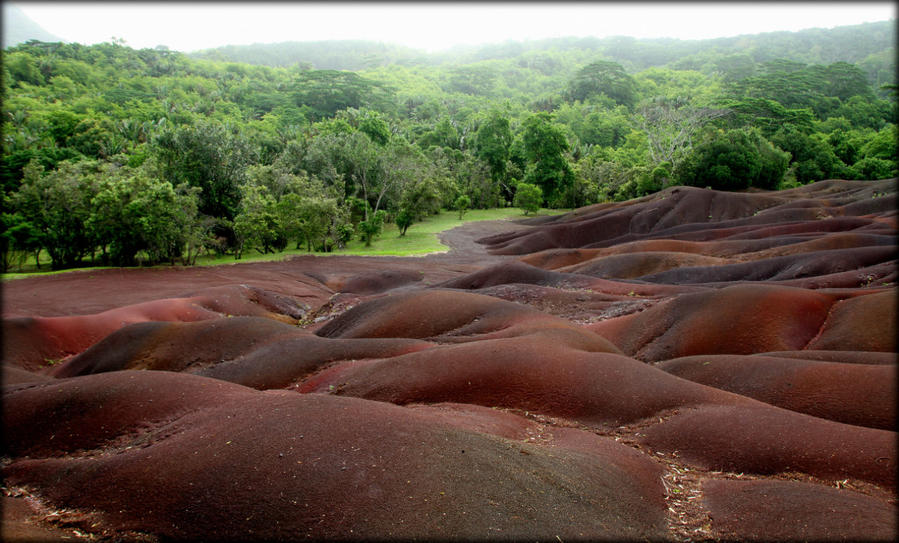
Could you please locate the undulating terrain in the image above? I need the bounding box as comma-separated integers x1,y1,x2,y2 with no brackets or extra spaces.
3,178,897,541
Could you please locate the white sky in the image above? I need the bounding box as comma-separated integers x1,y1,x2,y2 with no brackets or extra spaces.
9,2,897,53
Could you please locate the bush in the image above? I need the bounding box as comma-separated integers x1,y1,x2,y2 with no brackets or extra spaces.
513,183,543,215
454,195,471,220
676,129,790,190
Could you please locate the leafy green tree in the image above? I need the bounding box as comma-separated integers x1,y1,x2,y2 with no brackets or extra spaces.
568,60,638,108
357,110,391,146
14,160,100,269
716,97,815,137
359,209,388,247
88,167,198,266
1,192,43,272
850,157,895,180
395,177,440,236
455,194,471,219
676,128,790,191
771,124,844,184
289,70,394,120
153,121,255,220
417,117,461,150
473,109,512,198
821,61,875,102
859,124,897,161
4,51,45,86
513,182,543,215
520,112,575,207
292,197,342,252
394,208,414,236
233,184,283,258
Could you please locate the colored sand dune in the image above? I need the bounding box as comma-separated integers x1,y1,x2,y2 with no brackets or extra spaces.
3,179,896,541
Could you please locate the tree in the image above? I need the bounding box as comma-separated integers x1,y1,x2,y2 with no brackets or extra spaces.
638,96,730,169
395,177,440,236
14,160,99,269
359,209,388,247
88,168,199,266
455,194,471,220
1,192,42,272
417,117,460,150
289,70,393,120
850,157,896,180
520,113,575,207
295,197,341,252
233,183,282,258
473,110,512,198
395,208,414,237
152,121,255,221
568,60,638,108
716,97,815,137
771,124,843,184
513,183,543,215
676,128,790,191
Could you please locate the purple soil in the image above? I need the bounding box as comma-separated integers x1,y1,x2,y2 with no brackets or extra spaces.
656,354,896,429
1,284,311,371
315,288,622,352
298,336,740,426
637,245,895,284
702,479,898,541
756,350,897,364
3,371,669,540
480,178,896,255
54,316,433,390
588,284,843,361
2,179,896,541
638,404,896,488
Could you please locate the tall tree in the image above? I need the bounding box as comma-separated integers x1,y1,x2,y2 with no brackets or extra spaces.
568,60,638,108
473,109,512,200
153,121,255,220
638,96,730,169
520,112,575,207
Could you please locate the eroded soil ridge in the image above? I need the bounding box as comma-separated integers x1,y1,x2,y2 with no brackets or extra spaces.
3,179,897,541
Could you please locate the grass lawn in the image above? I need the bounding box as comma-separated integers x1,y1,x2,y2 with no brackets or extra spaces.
2,207,563,280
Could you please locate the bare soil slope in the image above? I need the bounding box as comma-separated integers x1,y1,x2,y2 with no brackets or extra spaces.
3,179,896,541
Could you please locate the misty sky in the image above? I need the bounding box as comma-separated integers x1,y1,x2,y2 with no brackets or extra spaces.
9,2,897,53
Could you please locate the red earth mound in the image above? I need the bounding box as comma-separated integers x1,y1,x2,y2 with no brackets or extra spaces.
638,404,896,488
657,354,896,429
588,284,846,361
806,289,898,352
701,478,897,541
480,179,896,255
2,179,896,541
757,349,897,364
298,336,738,426
316,288,622,352
3,371,669,540
1,284,311,372
54,316,433,390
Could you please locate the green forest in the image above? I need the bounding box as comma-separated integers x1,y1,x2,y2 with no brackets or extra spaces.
2,20,896,271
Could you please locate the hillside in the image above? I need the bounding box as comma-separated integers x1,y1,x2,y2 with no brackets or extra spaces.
2,19,896,274
189,20,895,80
1,4,63,48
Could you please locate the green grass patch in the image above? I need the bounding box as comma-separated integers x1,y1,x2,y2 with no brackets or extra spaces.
2,207,564,280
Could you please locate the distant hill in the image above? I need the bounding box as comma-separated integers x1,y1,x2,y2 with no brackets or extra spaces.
188,20,895,74
191,40,430,71
2,4,63,48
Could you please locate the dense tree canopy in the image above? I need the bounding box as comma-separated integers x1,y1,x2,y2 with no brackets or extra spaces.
2,20,895,271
